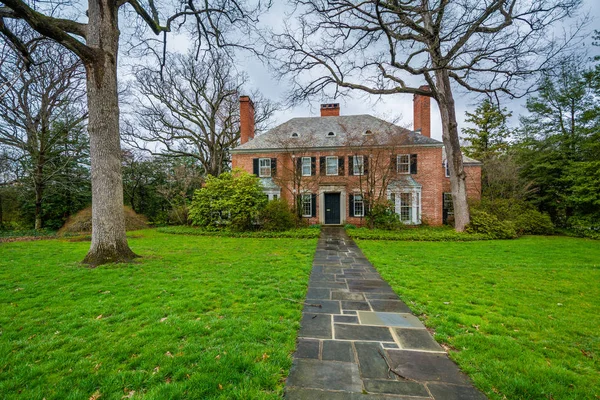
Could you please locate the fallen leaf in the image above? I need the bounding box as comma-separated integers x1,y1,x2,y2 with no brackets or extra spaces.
153,366,160,374
218,384,223,390
215,354,221,360
443,302,450,305
14,288,23,292
121,390,135,399
165,351,173,358
165,377,172,384
160,317,168,323
262,353,269,361
96,315,103,320
557,303,563,306
89,390,101,400
94,363,102,371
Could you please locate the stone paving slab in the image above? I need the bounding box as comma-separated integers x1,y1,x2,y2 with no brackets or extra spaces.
285,227,487,399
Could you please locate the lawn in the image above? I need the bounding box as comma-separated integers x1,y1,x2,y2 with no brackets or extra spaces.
357,236,600,400
0,229,316,399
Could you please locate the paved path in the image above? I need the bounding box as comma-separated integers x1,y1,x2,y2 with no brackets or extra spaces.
285,227,486,400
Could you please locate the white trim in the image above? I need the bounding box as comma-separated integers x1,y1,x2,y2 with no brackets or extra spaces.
318,186,346,225
301,193,312,218
353,194,364,217
264,190,281,201
387,187,421,225
326,156,339,176
397,154,410,174
259,158,271,177
353,155,364,176
301,156,312,176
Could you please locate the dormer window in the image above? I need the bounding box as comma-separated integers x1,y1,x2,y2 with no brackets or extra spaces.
291,132,299,138
364,130,373,135
327,131,336,137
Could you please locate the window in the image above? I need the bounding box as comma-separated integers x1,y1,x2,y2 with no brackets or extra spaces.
326,156,338,175
264,191,280,201
399,193,412,222
354,194,364,217
291,132,299,138
444,160,450,177
389,189,421,225
327,131,336,137
259,158,271,177
364,130,372,135
353,155,364,175
301,157,311,176
397,154,410,174
301,194,312,217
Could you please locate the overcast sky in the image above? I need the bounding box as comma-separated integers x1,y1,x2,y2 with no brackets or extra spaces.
225,0,600,142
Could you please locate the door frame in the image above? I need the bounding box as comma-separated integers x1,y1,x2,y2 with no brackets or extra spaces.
319,185,346,225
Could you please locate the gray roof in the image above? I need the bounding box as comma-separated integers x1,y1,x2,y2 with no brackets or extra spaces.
441,149,482,165
389,176,422,189
232,114,442,153
259,177,281,191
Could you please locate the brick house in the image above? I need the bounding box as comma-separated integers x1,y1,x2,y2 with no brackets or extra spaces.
231,92,481,226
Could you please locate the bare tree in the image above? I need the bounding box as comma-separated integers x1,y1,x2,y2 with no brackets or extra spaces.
0,36,86,230
269,0,583,231
0,0,269,265
125,50,277,177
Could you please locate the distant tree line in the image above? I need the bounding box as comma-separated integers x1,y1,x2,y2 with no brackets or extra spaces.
462,36,600,234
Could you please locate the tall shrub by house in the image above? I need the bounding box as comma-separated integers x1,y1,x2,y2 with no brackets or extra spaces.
189,169,267,231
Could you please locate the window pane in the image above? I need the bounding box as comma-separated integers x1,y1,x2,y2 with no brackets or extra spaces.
353,155,364,175
354,194,364,217
326,157,338,175
302,194,312,217
400,192,412,221
397,154,409,174
259,158,271,177
302,157,311,176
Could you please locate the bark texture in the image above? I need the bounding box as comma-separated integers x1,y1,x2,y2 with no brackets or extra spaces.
82,0,136,266
435,69,470,231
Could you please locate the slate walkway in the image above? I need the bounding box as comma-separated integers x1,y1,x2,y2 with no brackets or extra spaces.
285,227,487,400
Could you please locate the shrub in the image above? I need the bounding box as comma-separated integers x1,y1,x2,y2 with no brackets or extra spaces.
188,169,267,231
168,204,190,225
259,199,296,231
57,206,148,236
473,199,554,236
565,216,600,240
157,226,321,239
367,201,401,230
466,209,517,239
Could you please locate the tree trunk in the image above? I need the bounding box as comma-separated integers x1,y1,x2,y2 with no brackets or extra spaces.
34,157,44,230
82,0,137,266
435,69,470,232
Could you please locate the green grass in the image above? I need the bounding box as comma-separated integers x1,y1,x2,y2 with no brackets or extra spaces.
346,226,491,241
0,229,317,399
357,236,600,400
157,226,321,239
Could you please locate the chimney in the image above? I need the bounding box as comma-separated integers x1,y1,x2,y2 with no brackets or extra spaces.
320,103,340,117
413,85,431,138
240,96,255,144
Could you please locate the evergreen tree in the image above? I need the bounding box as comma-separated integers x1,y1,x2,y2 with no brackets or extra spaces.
462,99,512,161
517,57,600,225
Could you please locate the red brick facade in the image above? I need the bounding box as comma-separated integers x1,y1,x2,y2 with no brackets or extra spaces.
231,97,482,226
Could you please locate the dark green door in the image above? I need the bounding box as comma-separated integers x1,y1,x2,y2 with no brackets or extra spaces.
324,193,341,224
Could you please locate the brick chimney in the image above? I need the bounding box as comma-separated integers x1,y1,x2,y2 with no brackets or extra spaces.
240,96,255,144
413,85,431,138
320,103,340,117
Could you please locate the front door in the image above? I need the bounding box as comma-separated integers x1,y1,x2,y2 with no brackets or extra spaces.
324,193,341,224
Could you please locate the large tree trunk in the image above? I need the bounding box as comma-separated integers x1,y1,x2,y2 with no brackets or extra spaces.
34,156,44,230
435,69,470,232
82,0,137,266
